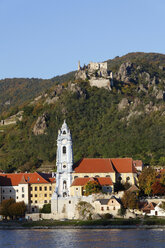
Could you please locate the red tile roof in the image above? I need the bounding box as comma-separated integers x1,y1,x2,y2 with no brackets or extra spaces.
133,160,143,168
73,158,137,174
71,177,113,187
73,158,115,173
143,202,157,211
0,172,56,186
111,158,137,173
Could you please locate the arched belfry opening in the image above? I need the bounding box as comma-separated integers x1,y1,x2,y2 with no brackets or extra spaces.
63,146,66,154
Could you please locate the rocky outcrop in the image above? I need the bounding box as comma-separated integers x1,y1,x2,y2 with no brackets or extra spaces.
75,70,88,81
0,111,23,126
118,98,129,111
115,62,133,83
33,113,48,135
44,96,59,105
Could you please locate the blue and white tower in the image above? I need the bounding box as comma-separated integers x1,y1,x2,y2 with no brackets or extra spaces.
54,120,73,197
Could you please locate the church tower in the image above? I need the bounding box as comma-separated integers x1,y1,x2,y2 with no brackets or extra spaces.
54,120,73,197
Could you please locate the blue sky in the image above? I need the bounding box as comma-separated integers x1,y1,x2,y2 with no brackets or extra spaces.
0,0,165,79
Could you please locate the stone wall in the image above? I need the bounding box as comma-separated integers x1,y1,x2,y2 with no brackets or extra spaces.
89,78,111,90
89,62,107,71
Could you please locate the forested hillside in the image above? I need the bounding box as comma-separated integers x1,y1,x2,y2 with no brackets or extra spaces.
0,52,165,172
0,71,75,117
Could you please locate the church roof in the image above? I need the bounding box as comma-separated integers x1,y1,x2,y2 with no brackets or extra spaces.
73,158,115,173
73,158,137,174
111,158,137,173
71,177,113,187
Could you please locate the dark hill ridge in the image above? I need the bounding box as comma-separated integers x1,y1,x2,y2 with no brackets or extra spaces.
0,71,75,117
107,52,165,72
0,52,165,118
0,52,165,172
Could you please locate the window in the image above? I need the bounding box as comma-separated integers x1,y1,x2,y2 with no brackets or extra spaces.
16,189,19,192
35,200,37,203
3,190,4,193
35,194,37,197
49,194,52,197
35,187,37,191
113,207,115,210
63,192,67,197
30,194,33,197
44,194,47,197
39,187,42,191
106,175,110,177
44,200,47,203
63,165,66,168
63,146,66,154
22,194,24,198
17,196,18,199
69,201,71,204
3,197,5,199
44,186,47,191
22,187,24,192
31,201,33,203
107,207,109,210
10,190,12,192
126,176,130,181
101,207,104,211
95,175,100,178
49,186,52,191
30,187,32,191
32,208,34,212
84,176,89,178
63,130,66,134
63,181,67,190
74,176,78,179
76,188,78,191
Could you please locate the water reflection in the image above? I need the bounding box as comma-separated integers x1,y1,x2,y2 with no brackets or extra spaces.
0,229,165,248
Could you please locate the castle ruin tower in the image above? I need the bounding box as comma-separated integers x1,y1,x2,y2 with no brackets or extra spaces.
53,120,73,198
78,61,81,71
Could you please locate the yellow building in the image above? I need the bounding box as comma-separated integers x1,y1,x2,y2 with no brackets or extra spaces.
70,177,114,196
0,172,56,213
28,172,56,212
69,158,138,197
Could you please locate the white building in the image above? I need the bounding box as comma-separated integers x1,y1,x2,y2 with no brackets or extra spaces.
53,120,73,198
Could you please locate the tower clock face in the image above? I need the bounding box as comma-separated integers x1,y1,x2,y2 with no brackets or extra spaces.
62,139,67,145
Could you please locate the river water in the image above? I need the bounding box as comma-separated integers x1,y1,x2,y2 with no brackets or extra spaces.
0,229,165,248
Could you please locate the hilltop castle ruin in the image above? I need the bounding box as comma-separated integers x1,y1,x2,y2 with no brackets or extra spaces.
75,61,113,90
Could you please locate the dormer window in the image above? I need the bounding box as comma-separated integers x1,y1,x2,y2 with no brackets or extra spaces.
63,146,66,154
63,130,66,134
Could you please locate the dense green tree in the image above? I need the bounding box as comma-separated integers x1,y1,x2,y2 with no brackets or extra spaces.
121,191,139,209
139,167,156,195
84,180,102,196
40,203,51,213
0,198,15,219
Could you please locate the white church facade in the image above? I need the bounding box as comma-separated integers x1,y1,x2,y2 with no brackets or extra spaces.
54,120,73,198
51,121,139,219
